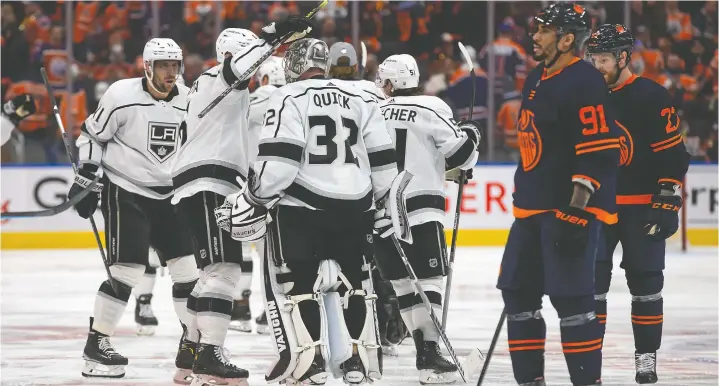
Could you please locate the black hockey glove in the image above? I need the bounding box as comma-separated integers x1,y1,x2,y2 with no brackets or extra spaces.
3,94,36,125
458,120,481,148
68,165,103,219
644,182,682,240
552,206,596,258
445,168,473,184
261,16,313,45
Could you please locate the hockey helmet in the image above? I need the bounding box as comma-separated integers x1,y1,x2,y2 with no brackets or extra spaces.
143,38,184,81
585,24,635,64
533,3,591,50
375,54,419,90
283,38,331,84
256,56,286,86
216,28,258,63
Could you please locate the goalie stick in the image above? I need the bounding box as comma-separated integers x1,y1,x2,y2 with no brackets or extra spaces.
41,67,117,293
198,0,328,118
442,41,476,330
1,173,100,218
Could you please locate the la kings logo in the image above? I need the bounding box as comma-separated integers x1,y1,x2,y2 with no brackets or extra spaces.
148,121,179,162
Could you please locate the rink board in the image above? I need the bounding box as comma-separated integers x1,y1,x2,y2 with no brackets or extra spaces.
1,164,717,249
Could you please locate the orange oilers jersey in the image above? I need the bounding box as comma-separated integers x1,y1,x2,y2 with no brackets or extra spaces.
512,58,621,224
608,75,690,206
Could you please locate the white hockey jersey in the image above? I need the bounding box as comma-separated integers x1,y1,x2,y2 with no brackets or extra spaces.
380,95,478,227
77,78,189,199
252,78,398,213
247,84,278,165
171,38,277,203
347,79,385,102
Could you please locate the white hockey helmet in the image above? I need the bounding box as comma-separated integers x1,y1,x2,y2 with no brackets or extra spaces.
375,54,420,90
143,38,184,80
216,28,258,63
256,56,286,86
283,38,331,84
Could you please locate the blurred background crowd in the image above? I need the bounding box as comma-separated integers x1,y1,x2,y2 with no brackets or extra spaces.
1,1,717,164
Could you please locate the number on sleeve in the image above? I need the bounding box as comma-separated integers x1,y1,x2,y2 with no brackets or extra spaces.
660,107,679,133
264,109,276,126
579,105,609,136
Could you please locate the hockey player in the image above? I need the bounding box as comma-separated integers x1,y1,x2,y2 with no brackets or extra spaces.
230,56,287,335
496,4,622,386
171,19,312,385
373,54,480,384
69,38,199,379
215,38,398,385
328,42,385,102
1,94,36,145
133,249,162,336
585,24,690,384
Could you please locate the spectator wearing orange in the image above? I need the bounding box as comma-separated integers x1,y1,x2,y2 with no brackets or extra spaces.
496,94,521,154
478,22,529,94
2,3,30,82
664,1,695,42
692,1,717,44
20,2,51,47
657,53,699,103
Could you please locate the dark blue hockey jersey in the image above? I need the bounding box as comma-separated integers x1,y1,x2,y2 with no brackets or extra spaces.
512,57,621,224
608,75,690,205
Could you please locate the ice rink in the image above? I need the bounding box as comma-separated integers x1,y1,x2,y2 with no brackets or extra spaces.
1,246,717,386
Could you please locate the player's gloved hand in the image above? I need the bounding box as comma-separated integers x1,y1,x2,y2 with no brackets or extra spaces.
458,120,481,148
552,205,595,258
68,164,103,219
214,189,269,242
261,15,313,45
644,182,682,240
373,204,393,238
445,168,473,184
3,94,36,125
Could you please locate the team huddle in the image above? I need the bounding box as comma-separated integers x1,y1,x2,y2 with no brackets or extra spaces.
41,3,688,386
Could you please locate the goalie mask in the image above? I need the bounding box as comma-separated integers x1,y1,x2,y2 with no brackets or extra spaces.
283,38,331,84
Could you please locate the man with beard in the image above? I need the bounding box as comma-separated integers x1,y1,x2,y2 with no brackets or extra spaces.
495,4,621,385
585,24,690,384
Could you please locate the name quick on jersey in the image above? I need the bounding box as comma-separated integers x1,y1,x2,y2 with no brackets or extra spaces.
382,107,417,122
313,91,350,109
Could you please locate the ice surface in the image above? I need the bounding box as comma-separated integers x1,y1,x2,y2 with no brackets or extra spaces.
1,247,717,385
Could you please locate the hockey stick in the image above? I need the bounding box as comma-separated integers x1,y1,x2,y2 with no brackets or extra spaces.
1,173,100,218
360,41,367,79
198,0,328,118
476,311,506,385
40,68,117,293
442,41,476,330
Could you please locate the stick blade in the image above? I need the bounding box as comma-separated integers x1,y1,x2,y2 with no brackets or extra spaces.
361,41,368,68
457,42,474,71
463,348,486,380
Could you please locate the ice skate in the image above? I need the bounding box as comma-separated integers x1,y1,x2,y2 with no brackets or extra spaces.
413,329,458,385
81,317,128,378
173,325,196,385
381,337,399,357
229,290,252,333
518,379,546,386
191,343,249,386
135,294,158,336
635,351,658,384
341,353,367,385
255,311,270,334
285,353,328,385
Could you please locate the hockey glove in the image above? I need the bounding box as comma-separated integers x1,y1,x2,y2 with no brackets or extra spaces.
644,182,682,240
68,165,103,219
373,203,393,238
458,120,481,148
3,94,36,125
215,189,269,242
261,16,313,45
552,206,595,258
445,168,473,184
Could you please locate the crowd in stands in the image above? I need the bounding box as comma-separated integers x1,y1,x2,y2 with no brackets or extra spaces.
1,1,716,163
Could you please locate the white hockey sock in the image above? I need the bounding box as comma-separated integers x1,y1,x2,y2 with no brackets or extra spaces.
186,279,203,343
198,263,241,346
134,266,156,297
391,278,417,334
411,277,444,342
234,242,254,299
93,280,133,336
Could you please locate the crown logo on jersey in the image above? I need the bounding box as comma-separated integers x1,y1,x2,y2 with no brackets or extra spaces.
148,122,180,163
517,109,543,172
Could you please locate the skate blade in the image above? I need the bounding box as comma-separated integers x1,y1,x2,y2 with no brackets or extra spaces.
228,320,252,333
136,324,157,336
173,368,194,385
82,360,125,378
256,324,270,335
190,374,249,386
462,348,485,379
419,369,458,385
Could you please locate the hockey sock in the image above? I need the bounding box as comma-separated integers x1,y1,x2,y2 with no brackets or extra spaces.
186,277,203,343
93,279,133,336
551,295,602,386
390,278,417,335
197,278,235,346
173,280,198,329
594,261,613,343
234,243,254,299
410,277,443,342
502,290,546,383
627,270,664,353
135,266,157,297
